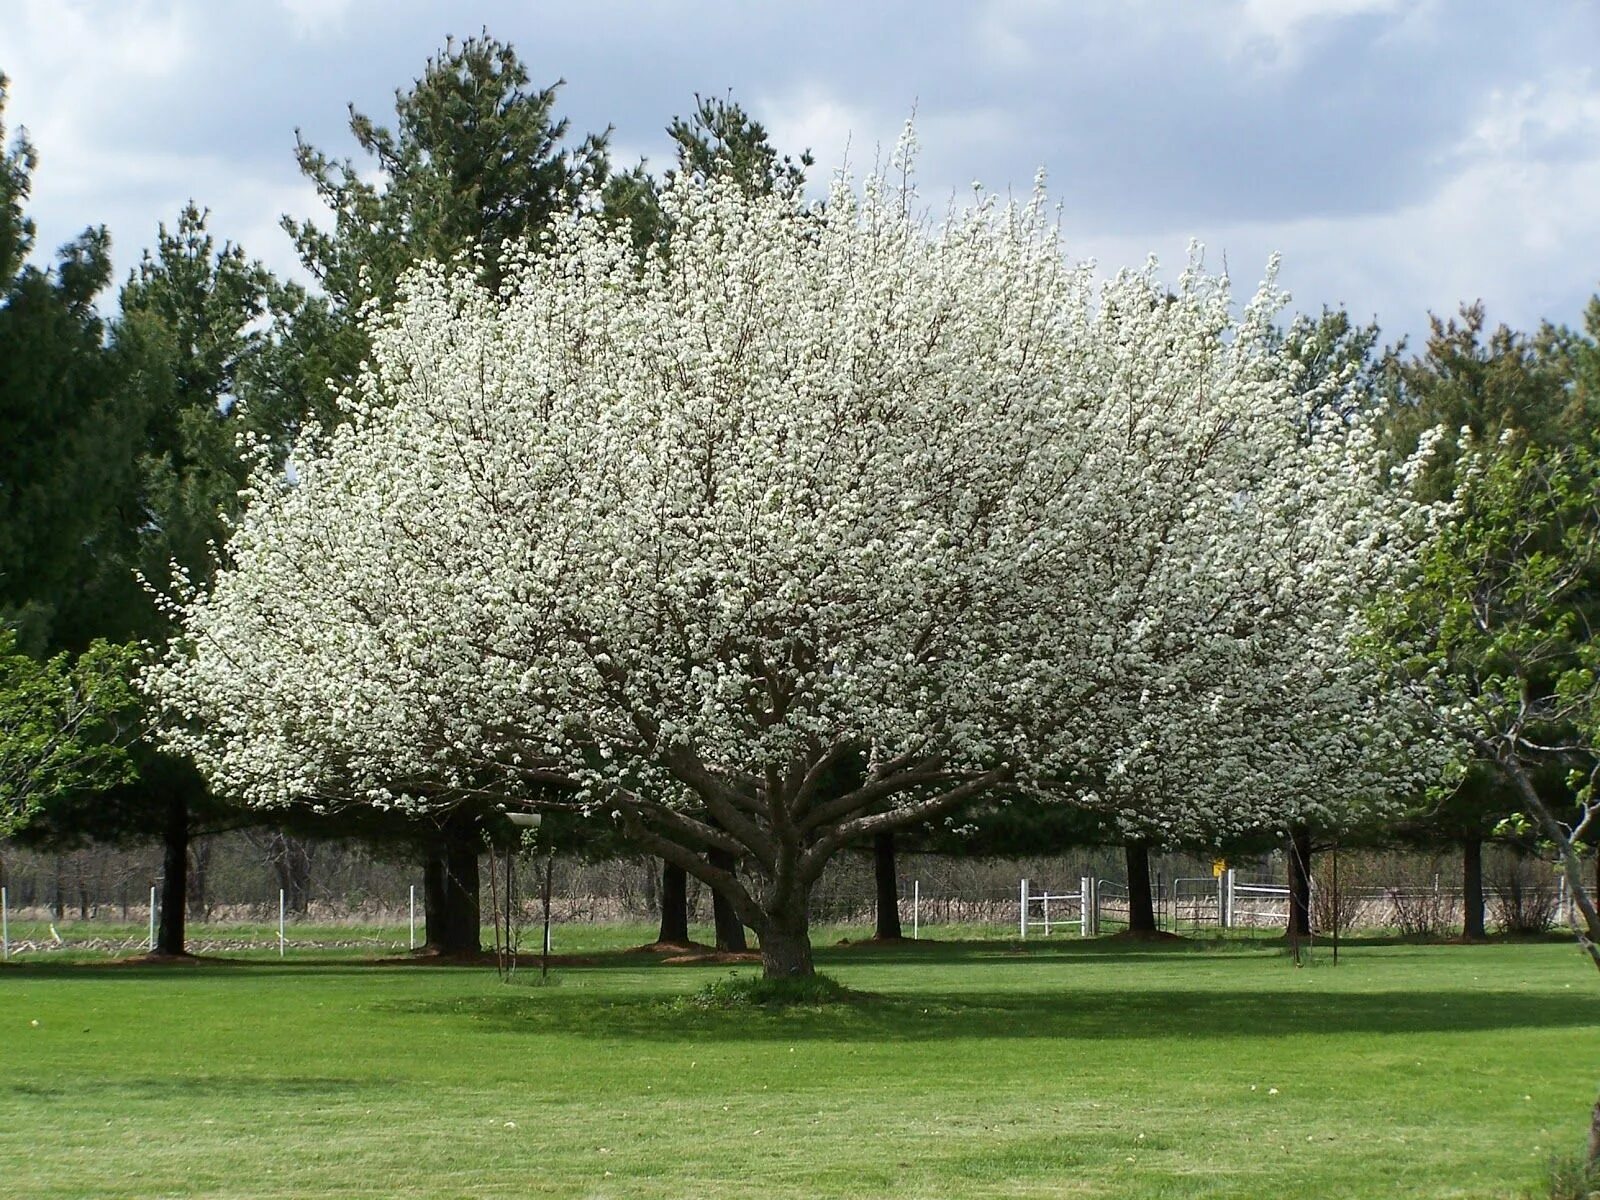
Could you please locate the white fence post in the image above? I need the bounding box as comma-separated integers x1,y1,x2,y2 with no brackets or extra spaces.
278,889,286,958
1080,876,1091,937
148,885,157,951
912,880,920,940
2,885,8,960
409,884,416,950
1043,889,1051,936
1224,869,1236,929
1019,878,1029,939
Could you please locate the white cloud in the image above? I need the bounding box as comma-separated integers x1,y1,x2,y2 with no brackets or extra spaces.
756,82,886,182
276,0,360,41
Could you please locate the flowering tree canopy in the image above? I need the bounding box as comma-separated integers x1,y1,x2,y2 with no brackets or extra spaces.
148,147,1429,976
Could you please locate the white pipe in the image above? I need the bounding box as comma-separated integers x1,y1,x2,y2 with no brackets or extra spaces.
2,885,8,960
149,885,157,951
278,889,286,958
913,880,920,940
1019,878,1028,939
409,884,416,950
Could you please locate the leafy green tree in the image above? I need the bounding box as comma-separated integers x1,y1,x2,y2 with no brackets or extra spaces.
1375,302,1600,934
0,632,137,836
1367,428,1600,1160
1370,433,1600,953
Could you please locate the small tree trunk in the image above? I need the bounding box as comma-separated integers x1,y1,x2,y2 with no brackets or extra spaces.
1588,1095,1600,1167
873,831,903,940
268,833,315,915
708,846,747,952
155,795,189,956
758,902,815,979
1125,841,1158,935
187,838,210,921
1287,825,1313,940
1461,836,1486,940
657,860,689,944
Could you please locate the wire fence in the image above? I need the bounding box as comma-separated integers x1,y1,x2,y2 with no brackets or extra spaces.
0,836,1583,959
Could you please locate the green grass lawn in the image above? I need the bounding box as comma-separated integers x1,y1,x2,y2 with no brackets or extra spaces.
1,935,1594,1198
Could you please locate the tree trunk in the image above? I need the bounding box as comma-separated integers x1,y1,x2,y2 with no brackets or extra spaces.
422,821,481,955
187,837,210,921
757,902,815,978
155,794,189,956
708,846,748,952
268,832,315,914
1287,825,1313,940
657,860,689,944
873,831,903,940
1125,841,1158,935
1461,836,1486,941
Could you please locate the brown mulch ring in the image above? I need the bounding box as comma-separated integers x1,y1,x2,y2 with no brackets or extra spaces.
657,949,762,966
1106,928,1186,943
622,939,716,955
371,949,602,967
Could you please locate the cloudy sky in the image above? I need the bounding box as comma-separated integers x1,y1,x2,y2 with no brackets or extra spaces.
3,0,1598,344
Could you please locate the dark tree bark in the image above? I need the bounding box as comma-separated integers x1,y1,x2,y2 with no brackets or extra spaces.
756,903,815,978
1461,836,1486,940
1125,840,1158,935
155,794,190,956
422,818,481,955
873,831,903,940
708,845,748,952
1287,825,1313,940
657,860,689,944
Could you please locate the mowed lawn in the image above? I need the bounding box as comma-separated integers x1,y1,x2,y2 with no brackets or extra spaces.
0,937,1594,1199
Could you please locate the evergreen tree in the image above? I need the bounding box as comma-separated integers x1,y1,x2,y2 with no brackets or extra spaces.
0,75,133,655
281,32,612,431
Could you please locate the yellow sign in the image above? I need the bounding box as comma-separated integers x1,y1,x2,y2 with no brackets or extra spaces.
1212,859,1228,878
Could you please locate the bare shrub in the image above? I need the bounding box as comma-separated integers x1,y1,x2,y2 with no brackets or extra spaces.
1380,854,1452,938
1491,854,1560,935
1311,855,1362,935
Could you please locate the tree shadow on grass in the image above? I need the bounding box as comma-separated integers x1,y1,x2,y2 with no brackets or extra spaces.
12,1075,373,1102
387,984,1600,1045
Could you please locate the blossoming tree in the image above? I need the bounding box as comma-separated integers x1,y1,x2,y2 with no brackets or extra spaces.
149,148,1425,977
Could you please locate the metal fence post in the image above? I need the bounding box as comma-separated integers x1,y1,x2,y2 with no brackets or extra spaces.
148,885,156,951
2,885,8,960
409,884,416,950
1019,877,1029,939
913,880,920,940
1080,876,1091,937
278,889,286,958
